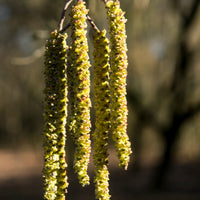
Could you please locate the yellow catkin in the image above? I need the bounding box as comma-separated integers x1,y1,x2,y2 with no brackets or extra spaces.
43,30,68,200
106,0,132,170
93,30,111,200
68,0,91,186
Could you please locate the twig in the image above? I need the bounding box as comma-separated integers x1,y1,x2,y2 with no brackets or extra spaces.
87,15,99,32
59,23,71,33
103,0,107,3
101,0,118,4
101,0,108,3
58,0,73,31
182,0,200,30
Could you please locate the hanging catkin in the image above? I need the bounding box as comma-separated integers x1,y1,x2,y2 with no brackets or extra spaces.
106,0,132,170
68,0,91,186
93,29,111,200
43,30,68,200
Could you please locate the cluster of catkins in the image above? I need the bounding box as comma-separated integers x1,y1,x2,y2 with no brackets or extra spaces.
43,0,132,200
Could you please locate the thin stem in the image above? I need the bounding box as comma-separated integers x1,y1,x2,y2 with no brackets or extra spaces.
58,0,74,31
101,0,118,3
59,23,71,33
87,15,99,32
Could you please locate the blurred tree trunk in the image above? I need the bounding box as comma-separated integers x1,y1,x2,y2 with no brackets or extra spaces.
128,0,200,189
152,0,200,188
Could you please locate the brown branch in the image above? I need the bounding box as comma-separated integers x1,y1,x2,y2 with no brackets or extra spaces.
59,23,71,34
182,0,200,30
127,89,164,132
58,0,73,31
182,102,200,122
170,0,200,93
169,0,200,31
101,0,108,3
169,0,184,16
87,15,99,32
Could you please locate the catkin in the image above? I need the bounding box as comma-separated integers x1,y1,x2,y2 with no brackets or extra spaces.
93,30,111,200
106,0,132,170
43,30,68,200
68,0,91,186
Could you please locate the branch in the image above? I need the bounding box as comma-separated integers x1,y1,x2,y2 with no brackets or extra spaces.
165,102,200,136
169,0,184,16
181,102,200,122
87,15,99,32
169,0,200,31
182,0,200,30
101,0,108,3
58,0,73,31
127,89,164,132
59,23,71,34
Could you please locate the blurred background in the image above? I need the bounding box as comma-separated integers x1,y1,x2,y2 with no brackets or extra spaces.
0,0,200,199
